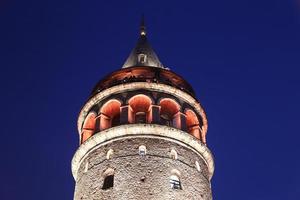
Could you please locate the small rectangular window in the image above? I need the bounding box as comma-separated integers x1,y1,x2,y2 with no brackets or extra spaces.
138,54,147,63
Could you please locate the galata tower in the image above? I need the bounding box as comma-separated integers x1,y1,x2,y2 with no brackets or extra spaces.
72,19,214,200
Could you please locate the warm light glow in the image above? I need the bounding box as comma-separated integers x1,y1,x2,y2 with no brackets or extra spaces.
185,109,202,140
77,82,208,137
128,94,152,123
72,124,214,180
81,112,97,143
100,99,121,130
159,98,180,117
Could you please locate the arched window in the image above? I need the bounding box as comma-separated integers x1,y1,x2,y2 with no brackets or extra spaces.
102,168,114,190
159,98,180,127
170,169,182,189
106,149,114,160
128,95,152,124
185,109,201,140
138,54,147,63
81,112,97,143
100,99,121,130
170,149,178,160
139,145,147,156
170,175,181,189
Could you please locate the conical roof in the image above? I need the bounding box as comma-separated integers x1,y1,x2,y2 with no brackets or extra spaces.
122,19,166,69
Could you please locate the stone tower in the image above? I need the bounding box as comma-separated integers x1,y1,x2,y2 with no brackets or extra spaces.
72,20,214,200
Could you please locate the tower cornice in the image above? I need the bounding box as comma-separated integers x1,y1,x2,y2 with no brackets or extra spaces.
72,124,214,181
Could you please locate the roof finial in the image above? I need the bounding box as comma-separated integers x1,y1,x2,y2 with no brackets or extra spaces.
122,16,167,69
140,15,146,36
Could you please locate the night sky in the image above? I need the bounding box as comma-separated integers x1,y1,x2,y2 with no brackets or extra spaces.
1,0,300,199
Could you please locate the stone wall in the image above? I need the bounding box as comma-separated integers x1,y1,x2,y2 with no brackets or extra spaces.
74,137,212,200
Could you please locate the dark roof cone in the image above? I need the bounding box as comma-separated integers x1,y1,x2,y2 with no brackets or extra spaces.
122,17,166,69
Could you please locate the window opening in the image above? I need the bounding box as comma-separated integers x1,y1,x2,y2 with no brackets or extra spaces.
106,149,114,160
170,149,178,160
138,54,147,63
102,175,114,190
170,175,182,190
139,145,147,156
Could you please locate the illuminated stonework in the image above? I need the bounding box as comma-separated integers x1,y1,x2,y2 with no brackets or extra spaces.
72,124,214,180
72,21,214,200
77,82,208,140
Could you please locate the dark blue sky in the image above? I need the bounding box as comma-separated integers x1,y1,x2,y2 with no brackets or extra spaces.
1,0,300,199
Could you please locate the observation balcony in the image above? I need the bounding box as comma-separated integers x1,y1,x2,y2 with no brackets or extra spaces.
80,94,205,145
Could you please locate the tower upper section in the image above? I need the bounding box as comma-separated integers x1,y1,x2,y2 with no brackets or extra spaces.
72,20,214,185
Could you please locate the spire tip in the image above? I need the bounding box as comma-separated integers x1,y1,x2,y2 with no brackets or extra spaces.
140,15,146,36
